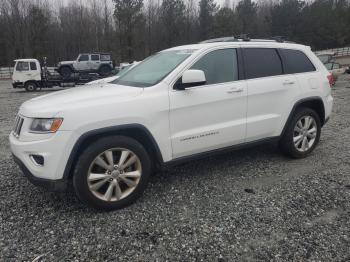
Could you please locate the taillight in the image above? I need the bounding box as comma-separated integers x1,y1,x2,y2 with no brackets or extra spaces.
327,74,334,86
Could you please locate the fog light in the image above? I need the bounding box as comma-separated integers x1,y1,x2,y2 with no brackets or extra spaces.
30,155,44,166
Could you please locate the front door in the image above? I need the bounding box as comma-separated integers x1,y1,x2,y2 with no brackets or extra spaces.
169,48,247,159
75,54,90,71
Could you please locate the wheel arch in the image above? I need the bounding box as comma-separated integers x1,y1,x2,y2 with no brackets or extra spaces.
281,96,326,137
24,80,39,90
98,63,113,70
24,80,38,87
63,124,163,180
59,64,74,72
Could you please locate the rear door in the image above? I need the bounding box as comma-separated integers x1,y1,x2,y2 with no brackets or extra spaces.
242,47,299,141
169,48,247,158
90,54,101,70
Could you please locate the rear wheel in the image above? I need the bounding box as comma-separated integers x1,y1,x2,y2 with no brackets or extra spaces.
98,65,112,76
73,136,151,210
24,82,37,92
59,66,73,79
279,107,321,158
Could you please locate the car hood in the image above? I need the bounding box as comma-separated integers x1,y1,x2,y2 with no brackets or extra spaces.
19,83,143,118
86,75,119,85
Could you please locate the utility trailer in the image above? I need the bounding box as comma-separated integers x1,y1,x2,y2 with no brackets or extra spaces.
12,58,103,92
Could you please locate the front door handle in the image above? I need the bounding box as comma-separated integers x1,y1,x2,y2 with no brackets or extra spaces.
227,87,244,94
283,80,295,85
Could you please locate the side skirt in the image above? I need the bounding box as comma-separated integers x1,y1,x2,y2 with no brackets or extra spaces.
164,137,280,167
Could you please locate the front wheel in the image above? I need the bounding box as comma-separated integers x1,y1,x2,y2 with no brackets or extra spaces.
279,107,321,158
73,136,151,210
24,82,37,92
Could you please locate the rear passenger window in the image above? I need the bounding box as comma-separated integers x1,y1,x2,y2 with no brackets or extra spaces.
30,62,37,70
190,49,238,85
91,54,100,61
280,49,316,74
243,48,283,79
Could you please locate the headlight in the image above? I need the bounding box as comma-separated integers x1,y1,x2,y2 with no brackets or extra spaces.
29,118,63,133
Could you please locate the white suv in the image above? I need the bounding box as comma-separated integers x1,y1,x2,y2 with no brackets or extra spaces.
10,39,333,210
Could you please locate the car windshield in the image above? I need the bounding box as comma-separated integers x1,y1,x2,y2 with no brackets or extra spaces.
113,50,195,87
116,64,133,77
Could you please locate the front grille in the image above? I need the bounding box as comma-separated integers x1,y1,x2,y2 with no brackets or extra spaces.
13,115,24,138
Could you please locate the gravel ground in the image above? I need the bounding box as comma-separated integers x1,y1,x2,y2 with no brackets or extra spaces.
0,77,350,261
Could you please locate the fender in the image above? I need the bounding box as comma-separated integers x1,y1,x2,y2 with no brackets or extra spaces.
97,63,113,71
62,124,163,179
280,96,325,137
58,64,75,72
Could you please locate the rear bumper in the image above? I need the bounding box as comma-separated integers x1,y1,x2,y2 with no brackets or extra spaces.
12,154,67,191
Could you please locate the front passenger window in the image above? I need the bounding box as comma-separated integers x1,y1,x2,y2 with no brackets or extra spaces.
79,55,89,61
190,49,238,85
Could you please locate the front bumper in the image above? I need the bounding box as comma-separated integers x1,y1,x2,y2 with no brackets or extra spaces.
12,154,67,191
9,129,75,181
12,82,24,88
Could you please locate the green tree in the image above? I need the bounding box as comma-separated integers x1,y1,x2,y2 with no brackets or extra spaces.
160,0,186,47
236,0,258,35
26,4,50,58
270,0,304,40
213,7,236,37
113,0,144,61
199,0,218,40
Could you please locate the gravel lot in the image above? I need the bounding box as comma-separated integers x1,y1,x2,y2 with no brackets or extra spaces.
0,77,350,261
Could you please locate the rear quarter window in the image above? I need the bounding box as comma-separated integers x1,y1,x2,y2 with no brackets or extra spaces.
280,49,316,74
100,54,111,61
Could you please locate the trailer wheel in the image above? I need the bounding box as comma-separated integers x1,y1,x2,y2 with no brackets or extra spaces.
59,66,73,79
25,82,37,92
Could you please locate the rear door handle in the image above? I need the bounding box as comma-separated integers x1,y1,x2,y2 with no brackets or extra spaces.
227,87,244,94
283,80,295,85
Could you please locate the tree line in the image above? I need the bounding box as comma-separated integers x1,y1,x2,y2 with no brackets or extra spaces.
0,0,349,67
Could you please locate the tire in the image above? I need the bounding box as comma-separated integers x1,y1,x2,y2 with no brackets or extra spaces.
73,136,151,211
279,107,321,158
98,65,112,76
59,66,72,79
24,82,37,92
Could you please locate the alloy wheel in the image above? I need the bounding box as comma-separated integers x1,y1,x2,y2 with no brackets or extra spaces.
293,115,318,152
87,148,142,202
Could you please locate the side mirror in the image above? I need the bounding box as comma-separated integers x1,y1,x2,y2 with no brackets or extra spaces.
175,69,206,90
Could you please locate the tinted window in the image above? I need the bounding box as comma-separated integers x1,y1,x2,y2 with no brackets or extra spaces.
100,54,111,61
79,55,89,61
324,63,333,70
91,54,100,61
280,49,316,74
16,62,29,71
243,48,283,79
30,62,37,70
333,63,340,69
190,49,238,85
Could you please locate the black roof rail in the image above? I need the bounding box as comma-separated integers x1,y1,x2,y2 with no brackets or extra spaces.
200,36,237,44
236,34,250,41
199,35,296,44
